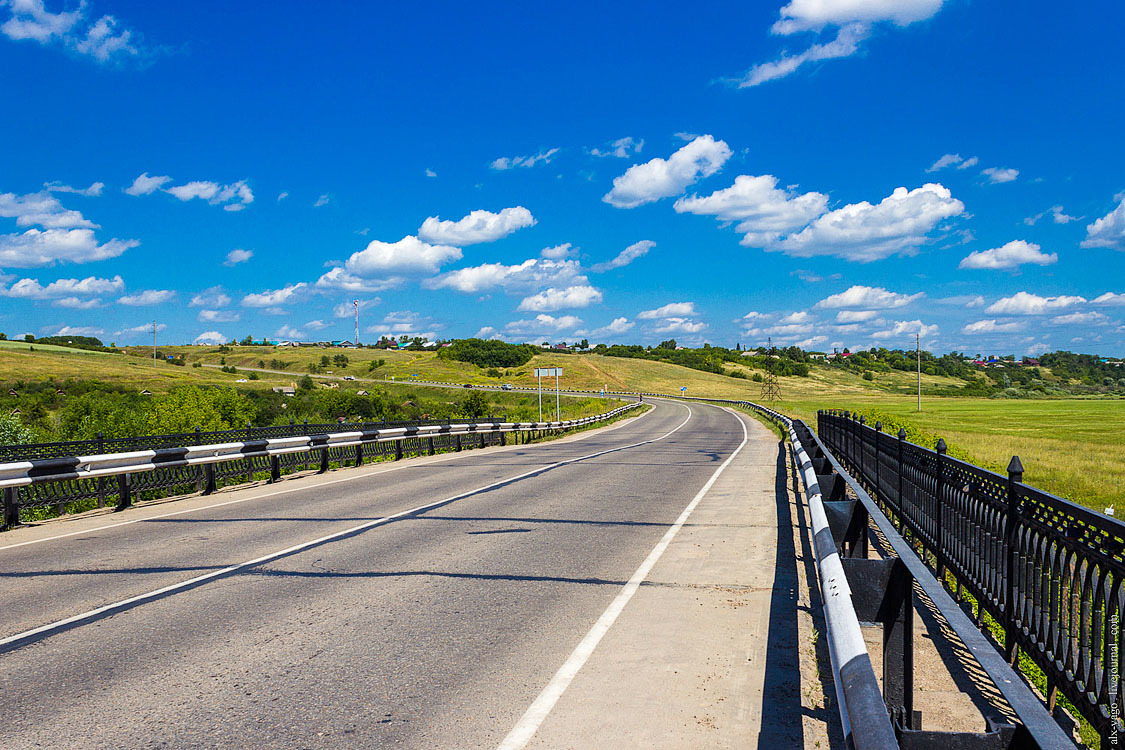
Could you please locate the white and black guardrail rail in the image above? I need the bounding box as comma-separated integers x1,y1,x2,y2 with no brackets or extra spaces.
0,404,643,526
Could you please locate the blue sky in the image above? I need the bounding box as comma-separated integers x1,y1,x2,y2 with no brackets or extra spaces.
2,0,1124,355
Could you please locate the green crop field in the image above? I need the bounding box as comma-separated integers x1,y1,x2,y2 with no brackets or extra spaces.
2,342,1122,512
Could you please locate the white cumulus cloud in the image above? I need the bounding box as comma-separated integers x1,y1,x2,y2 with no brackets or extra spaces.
118,289,175,306
962,319,1025,334
242,283,308,308
2,274,124,299
344,235,462,276
426,257,585,295
1081,195,1125,251
198,309,239,323
674,174,828,246
517,285,603,312
638,302,697,319
591,317,634,337
591,240,655,272
591,137,644,158
816,285,924,309
771,183,963,261
44,180,103,197
603,136,731,209
124,172,172,196
1,0,144,64
981,167,1019,184
417,206,535,246
985,292,1086,315
194,331,227,345
1093,292,1125,306
224,248,253,266
959,240,1057,270
0,228,137,267
871,319,938,341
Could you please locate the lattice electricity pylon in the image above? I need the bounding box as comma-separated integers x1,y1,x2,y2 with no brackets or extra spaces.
759,366,782,401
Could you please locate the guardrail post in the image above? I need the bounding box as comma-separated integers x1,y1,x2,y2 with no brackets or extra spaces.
455,434,462,452
1004,455,1024,665
395,440,403,461
935,438,947,583
269,455,281,483
2,487,19,529
427,436,435,456
116,473,132,510
355,443,364,467
319,447,329,473
500,430,506,447
203,463,216,495
479,432,486,449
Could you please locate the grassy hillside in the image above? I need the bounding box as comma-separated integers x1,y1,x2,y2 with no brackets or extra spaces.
3,342,1122,511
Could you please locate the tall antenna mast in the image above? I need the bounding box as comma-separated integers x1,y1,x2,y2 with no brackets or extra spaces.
353,300,360,347
760,336,782,401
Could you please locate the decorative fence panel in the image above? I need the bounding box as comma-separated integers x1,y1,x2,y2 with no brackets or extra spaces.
819,409,1125,743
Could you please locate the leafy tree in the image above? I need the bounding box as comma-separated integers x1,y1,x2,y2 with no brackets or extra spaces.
460,390,490,418
298,375,315,391
0,414,34,445
144,387,256,434
59,392,146,440
332,354,349,368
439,339,538,369
657,339,677,350
320,355,331,367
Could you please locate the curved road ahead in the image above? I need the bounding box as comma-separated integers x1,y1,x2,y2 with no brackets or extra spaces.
0,399,803,748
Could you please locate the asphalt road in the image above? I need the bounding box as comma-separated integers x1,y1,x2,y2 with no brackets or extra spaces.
0,399,755,748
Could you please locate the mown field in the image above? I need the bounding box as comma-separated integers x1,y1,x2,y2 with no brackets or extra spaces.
3,342,1122,511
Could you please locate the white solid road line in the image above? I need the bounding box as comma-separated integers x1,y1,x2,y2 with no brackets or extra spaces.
496,406,750,750
0,403,691,653
0,402,655,553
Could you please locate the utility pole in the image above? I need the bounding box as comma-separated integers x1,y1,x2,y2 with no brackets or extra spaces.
916,333,921,412
555,368,560,422
353,300,360,347
153,321,157,367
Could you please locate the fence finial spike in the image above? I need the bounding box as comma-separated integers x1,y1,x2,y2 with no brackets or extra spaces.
874,421,882,431
1008,455,1024,478
898,427,907,439
936,438,947,453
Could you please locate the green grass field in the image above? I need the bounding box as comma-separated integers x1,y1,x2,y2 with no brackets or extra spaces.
3,342,1122,512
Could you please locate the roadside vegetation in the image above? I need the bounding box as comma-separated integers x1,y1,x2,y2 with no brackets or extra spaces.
1,336,1122,514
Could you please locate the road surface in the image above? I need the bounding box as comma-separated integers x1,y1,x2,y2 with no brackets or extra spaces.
0,398,804,748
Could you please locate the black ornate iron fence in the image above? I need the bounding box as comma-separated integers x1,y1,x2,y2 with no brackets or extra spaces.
819,408,1124,744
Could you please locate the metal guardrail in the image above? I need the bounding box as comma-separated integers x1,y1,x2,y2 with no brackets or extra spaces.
0,404,641,527
820,408,1120,745
666,395,1073,747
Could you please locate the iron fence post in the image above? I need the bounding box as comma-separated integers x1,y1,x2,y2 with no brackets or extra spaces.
935,438,947,583
2,487,19,529
1004,455,1024,664
896,428,906,533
